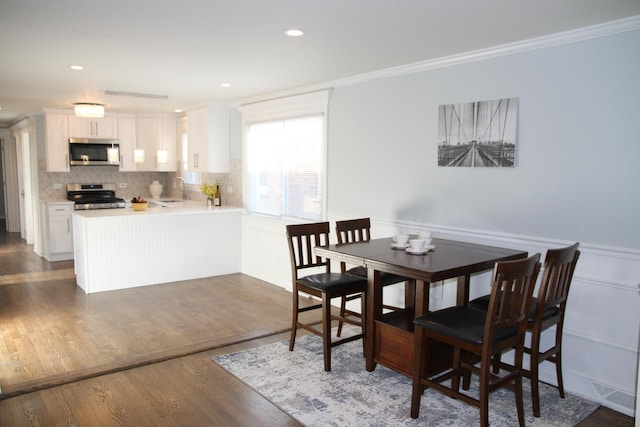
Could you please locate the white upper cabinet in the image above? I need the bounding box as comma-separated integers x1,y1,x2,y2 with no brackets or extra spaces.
68,116,117,139
157,116,177,172
117,116,137,171
116,115,177,172
42,110,70,172
187,106,229,173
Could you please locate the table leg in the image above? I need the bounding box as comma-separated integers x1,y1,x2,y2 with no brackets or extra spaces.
456,274,471,306
414,280,430,317
366,267,382,372
404,279,416,311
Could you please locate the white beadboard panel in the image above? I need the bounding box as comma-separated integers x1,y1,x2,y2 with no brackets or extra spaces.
241,213,640,416
73,210,241,293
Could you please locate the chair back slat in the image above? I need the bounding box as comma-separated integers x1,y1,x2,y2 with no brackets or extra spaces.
336,218,371,244
286,222,331,279
486,253,541,337
538,243,580,308
335,218,372,273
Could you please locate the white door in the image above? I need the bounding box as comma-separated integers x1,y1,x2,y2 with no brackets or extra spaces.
16,130,33,243
16,133,25,239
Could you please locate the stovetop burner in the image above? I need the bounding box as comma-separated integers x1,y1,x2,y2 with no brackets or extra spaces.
66,183,125,210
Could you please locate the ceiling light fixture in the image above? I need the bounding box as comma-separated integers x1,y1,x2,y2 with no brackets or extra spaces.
70,65,84,71
73,103,105,118
285,29,305,37
220,82,231,88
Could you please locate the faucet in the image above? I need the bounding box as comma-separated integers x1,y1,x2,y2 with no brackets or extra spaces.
172,176,187,200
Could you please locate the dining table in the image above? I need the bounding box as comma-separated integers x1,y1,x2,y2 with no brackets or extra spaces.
314,236,528,376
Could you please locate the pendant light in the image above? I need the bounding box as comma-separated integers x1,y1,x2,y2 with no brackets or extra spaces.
134,97,145,164
106,93,119,163
157,97,168,164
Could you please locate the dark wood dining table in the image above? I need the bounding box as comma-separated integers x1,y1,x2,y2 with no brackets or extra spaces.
314,237,528,375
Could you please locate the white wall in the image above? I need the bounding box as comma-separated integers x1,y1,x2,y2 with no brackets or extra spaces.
241,27,640,416
327,30,640,249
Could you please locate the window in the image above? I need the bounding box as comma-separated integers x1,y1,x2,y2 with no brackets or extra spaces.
241,91,330,220
246,115,323,219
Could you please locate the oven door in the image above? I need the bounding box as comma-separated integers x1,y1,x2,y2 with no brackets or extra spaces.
69,138,120,166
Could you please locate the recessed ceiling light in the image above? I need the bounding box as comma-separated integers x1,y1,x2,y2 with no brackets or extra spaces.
285,29,304,37
220,82,231,88
174,109,183,113
70,65,84,71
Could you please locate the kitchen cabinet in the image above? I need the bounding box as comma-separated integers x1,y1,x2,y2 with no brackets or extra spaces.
118,116,177,172
72,204,242,293
68,115,117,139
157,116,177,172
117,116,137,171
117,115,177,172
187,105,229,173
42,201,74,261
42,110,70,172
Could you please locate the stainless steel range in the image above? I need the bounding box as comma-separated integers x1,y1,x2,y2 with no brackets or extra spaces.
66,183,125,210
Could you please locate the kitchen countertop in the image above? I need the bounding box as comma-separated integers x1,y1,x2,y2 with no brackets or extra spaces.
71,200,243,218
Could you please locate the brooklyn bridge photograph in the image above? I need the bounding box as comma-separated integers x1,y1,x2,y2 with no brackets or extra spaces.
438,97,518,167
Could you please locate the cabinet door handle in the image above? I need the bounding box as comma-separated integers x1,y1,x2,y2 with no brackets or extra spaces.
67,218,71,233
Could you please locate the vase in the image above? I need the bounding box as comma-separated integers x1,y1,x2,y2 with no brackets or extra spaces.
149,180,163,199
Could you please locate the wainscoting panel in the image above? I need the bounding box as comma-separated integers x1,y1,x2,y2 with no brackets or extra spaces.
73,209,242,293
241,213,640,416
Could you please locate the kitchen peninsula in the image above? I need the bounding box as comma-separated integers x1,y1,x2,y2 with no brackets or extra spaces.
71,202,243,293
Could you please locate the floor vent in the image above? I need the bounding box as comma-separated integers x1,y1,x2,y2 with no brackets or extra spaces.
592,382,636,415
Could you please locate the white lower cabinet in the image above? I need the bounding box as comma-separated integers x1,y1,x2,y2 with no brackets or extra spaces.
42,201,74,261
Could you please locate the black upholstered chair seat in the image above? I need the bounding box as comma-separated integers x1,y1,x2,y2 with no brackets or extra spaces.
469,295,560,322
414,306,518,345
287,221,369,372
467,243,580,418
346,266,407,287
299,272,367,294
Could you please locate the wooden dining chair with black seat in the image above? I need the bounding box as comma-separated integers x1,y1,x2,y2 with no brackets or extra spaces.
468,242,580,417
411,253,541,427
334,218,412,336
286,221,369,372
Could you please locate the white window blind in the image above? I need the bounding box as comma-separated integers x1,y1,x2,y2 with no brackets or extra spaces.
241,91,330,220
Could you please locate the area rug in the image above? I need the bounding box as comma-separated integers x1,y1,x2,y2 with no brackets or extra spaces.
212,333,599,427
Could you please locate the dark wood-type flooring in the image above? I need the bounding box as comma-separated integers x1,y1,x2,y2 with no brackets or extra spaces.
0,226,633,426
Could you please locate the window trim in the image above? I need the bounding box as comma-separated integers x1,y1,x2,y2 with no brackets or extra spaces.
240,90,331,220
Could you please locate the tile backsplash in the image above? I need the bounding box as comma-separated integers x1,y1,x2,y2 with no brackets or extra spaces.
38,159,243,207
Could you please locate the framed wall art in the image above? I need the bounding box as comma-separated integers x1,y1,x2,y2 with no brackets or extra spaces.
438,97,518,167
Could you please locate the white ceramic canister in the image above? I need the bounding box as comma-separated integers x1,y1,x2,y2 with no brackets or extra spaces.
149,180,164,199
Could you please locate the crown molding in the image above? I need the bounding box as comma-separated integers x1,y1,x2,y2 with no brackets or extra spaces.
236,15,640,106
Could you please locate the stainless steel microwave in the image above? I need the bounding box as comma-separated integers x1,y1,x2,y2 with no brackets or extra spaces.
69,138,120,166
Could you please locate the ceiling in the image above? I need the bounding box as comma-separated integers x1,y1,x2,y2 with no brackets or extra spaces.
1,0,639,127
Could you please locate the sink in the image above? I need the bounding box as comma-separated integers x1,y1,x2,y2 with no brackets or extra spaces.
148,199,185,207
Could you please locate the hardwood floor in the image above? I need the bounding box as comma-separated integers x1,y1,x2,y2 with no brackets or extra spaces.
0,228,634,426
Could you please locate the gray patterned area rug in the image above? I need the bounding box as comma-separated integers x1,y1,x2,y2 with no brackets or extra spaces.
212,333,599,427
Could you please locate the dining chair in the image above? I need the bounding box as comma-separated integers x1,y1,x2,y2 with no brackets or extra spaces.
469,242,580,417
411,253,541,427
286,221,369,372
334,218,411,336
